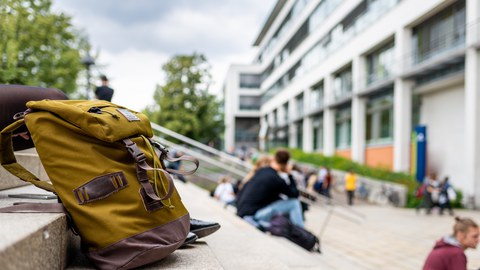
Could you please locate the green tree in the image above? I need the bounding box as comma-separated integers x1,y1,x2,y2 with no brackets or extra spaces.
146,53,224,146
0,0,83,94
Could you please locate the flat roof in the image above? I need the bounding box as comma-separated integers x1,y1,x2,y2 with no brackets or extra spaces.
253,0,288,46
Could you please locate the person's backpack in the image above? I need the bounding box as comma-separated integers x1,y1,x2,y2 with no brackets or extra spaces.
415,183,425,199
313,179,323,193
0,100,198,269
268,214,321,253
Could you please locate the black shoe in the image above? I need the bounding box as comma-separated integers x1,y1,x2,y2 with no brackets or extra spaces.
190,218,221,238
180,232,198,248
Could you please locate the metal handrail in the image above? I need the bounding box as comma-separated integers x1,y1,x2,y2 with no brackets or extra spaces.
153,136,249,179
150,123,252,170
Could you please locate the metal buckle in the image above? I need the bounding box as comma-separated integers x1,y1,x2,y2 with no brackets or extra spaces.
151,141,169,155
125,141,147,163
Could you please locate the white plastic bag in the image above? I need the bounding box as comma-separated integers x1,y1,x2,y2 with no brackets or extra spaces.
447,187,457,201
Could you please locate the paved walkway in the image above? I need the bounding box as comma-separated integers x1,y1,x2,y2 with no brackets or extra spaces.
304,198,480,269
181,180,480,269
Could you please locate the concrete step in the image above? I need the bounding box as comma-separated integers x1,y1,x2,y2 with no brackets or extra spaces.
0,180,347,269
0,152,358,269
176,181,340,270
0,185,72,270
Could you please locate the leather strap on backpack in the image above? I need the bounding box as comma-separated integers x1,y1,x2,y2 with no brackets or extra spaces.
150,141,199,175
0,202,65,213
123,138,176,212
0,119,56,192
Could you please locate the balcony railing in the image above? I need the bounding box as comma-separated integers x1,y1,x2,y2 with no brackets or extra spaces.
412,29,466,66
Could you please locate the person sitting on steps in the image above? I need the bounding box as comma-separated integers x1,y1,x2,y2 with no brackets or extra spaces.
236,149,304,229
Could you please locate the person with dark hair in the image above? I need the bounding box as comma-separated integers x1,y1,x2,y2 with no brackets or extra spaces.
439,176,455,216
95,75,114,102
322,168,334,199
236,149,304,228
423,217,479,270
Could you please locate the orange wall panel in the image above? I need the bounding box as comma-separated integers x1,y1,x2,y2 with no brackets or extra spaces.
364,145,394,171
335,149,351,159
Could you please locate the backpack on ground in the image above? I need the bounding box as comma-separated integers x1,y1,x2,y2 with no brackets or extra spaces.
268,214,321,253
0,100,198,269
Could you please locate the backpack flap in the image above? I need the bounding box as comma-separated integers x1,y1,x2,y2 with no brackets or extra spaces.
26,100,153,142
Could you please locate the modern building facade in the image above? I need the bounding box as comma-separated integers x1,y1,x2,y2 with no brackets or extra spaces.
223,0,480,205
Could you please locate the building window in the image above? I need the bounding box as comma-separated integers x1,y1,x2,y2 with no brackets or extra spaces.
309,0,343,33
334,67,353,101
239,73,261,88
366,41,394,85
313,116,323,150
412,95,421,130
235,118,260,145
366,92,393,144
296,121,303,149
271,109,278,127
295,93,304,119
271,127,288,149
335,107,351,148
260,0,400,103
415,60,464,86
239,95,261,110
412,0,466,65
310,81,324,112
283,103,289,125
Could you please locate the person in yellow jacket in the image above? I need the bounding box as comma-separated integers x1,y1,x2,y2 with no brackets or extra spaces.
344,169,357,205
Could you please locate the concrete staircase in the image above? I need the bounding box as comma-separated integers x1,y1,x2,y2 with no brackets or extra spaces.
0,155,346,269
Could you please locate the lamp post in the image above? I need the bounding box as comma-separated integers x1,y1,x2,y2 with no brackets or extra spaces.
81,53,95,100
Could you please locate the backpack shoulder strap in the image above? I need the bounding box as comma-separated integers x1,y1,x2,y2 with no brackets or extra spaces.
0,119,55,192
0,203,65,213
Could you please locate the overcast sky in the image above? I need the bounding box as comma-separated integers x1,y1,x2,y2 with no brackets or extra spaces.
51,0,276,111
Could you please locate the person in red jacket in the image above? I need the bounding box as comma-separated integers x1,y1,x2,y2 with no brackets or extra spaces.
423,217,479,270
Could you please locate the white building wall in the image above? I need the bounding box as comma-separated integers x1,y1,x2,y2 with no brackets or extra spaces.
419,85,466,191
261,0,448,116
226,0,480,203
223,64,262,151
465,0,480,206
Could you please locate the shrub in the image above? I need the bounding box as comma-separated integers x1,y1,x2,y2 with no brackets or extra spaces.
281,148,418,207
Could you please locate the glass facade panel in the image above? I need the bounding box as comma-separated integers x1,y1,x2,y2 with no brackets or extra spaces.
283,103,289,124
296,121,303,149
239,73,261,88
272,109,278,127
239,95,261,110
310,82,324,112
295,94,304,119
261,0,401,104
366,92,393,144
256,0,311,65
312,115,323,150
412,0,466,65
235,118,260,144
335,107,351,148
366,41,394,85
334,67,353,100
270,127,288,149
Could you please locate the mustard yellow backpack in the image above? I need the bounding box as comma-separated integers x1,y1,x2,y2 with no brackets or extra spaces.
0,100,198,269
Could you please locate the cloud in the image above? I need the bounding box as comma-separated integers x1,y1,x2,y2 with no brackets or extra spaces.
52,0,276,110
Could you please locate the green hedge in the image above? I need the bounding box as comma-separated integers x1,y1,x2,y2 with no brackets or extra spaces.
287,148,416,189
282,148,462,208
